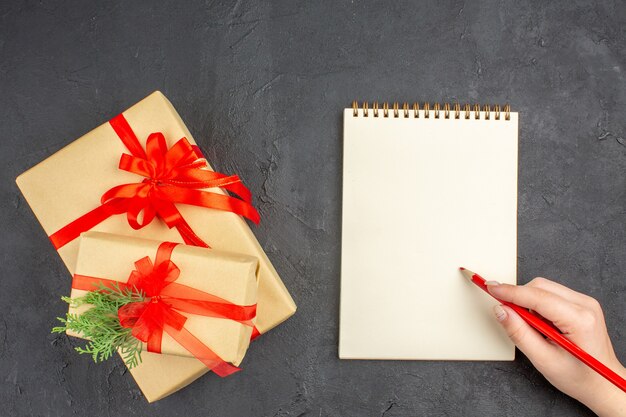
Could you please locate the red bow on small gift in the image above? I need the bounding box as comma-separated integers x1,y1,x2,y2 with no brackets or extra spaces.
50,114,260,249
72,241,257,376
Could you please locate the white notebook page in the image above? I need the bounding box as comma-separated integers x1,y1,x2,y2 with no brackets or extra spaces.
340,106,518,360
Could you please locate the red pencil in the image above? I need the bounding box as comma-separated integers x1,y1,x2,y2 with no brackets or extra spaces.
460,267,626,393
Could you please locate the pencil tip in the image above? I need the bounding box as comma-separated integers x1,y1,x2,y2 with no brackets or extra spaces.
459,267,474,281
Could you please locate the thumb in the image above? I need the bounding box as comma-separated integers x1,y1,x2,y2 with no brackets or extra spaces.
494,304,559,370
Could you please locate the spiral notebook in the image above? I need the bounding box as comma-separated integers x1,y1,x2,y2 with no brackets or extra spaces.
340,102,518,361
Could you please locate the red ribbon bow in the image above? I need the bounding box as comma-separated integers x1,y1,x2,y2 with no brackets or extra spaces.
72,242,256,376
50,114,260,249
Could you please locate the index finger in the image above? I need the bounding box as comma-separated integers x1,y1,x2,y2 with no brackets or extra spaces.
486,283,580,329
526,277,592,308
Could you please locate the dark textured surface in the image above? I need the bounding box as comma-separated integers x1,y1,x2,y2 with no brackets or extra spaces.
1,1,624,416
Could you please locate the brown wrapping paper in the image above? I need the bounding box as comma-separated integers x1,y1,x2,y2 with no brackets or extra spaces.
69,232,258,365
16,91,297,401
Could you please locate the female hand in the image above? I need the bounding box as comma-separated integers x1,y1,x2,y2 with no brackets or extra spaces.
486,278,626,416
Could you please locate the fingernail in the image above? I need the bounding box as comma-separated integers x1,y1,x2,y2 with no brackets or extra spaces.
493,305,507,322
485,280,500,286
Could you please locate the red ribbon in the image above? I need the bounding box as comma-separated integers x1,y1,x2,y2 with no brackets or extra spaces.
71,241,256,377
49,114,260,250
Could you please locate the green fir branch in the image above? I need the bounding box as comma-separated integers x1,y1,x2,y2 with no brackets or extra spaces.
52,282,146,369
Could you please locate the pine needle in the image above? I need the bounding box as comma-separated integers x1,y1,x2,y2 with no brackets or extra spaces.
52,283,146,369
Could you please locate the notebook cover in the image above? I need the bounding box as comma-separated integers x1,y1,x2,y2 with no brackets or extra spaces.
340,105,518,360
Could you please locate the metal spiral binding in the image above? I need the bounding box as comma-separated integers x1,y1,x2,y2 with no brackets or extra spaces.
352,101,511,121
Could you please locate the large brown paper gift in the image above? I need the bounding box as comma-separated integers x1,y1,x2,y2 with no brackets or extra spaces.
68,231,258,367
16,91,296,401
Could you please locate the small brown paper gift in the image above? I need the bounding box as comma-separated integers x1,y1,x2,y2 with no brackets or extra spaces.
16,91,296,401
68,231,258,368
